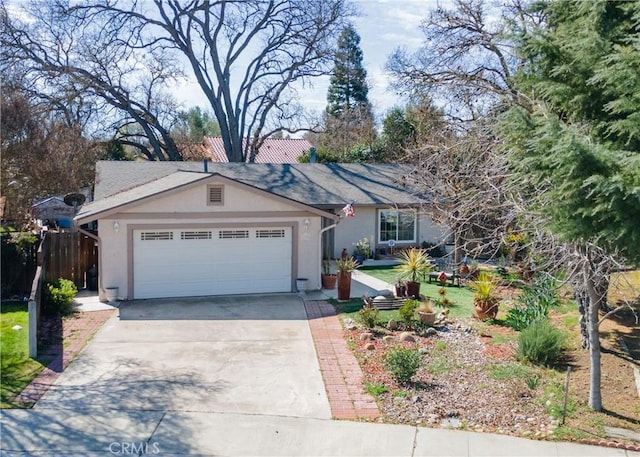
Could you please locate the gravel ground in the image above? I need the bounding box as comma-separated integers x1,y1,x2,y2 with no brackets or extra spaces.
346,319,560,439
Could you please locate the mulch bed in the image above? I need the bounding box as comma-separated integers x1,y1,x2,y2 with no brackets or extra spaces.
346,319,557,438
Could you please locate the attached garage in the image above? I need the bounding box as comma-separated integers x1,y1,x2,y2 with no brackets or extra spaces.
133,227,292,299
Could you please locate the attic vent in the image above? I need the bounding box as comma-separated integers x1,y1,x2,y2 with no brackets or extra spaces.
219,230,249,239
208,185,224,205
140,231,173,241
256,229,285,238
181,231,212,240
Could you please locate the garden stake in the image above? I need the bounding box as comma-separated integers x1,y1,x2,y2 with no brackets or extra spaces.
562,366,571,425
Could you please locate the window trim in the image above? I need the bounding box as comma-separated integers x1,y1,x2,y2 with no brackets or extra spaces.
377,208,417,244
207,185,224,206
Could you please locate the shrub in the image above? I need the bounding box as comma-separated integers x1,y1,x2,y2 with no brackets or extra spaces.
399,299,420,324
42,278,78,317
385,346,422,383
506,276,560,330
517,319,565,367
364,382,388,398
357,306,379,329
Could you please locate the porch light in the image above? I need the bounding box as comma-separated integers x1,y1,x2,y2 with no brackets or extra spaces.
113,220,120,233
303,218,310,233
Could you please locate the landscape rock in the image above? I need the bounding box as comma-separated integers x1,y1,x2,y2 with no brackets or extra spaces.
441,418,462,428
399,332,416,342
344,318,357,331
377,289,395,298
360,332,373,341
387,319,398,330
426,327,438,336
383,335,395,341
365,343,375,350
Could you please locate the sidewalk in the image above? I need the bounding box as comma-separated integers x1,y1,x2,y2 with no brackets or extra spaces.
2,408,638,456
13,293,115,406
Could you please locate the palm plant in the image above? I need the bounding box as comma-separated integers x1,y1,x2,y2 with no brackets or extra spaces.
336,256,360,275
394,248,431,283
469,271,499,320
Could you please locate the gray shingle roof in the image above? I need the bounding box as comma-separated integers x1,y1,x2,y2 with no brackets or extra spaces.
83,161,424,220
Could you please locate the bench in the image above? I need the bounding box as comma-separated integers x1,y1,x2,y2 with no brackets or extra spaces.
363,296,407,310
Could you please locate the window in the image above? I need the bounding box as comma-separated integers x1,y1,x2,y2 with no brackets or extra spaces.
207,185,224,205
140,231,173,241
219,230,249,239
378,209,416,243
256,229,285,238
181,231,212,240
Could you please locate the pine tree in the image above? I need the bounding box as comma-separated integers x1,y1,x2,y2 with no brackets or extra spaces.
501,0,640,411
321,24,376,158
327,25,370,116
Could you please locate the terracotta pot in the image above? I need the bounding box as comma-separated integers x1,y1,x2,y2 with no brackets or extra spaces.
337,272,352,301
321,274,338,290
418,311,436,326
406,281,421,299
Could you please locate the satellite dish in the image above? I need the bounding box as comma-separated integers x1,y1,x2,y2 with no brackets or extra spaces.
63,193,86,214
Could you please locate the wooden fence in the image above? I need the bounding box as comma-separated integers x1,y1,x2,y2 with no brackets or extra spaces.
44,231,98,288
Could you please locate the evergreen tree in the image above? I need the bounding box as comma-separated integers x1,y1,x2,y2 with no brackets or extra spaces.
327,25,370,116
321,24,376,158
501,0,640,411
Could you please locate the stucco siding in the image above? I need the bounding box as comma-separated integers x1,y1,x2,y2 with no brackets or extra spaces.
127,180,302,213
332,207,449,257
334,207,377,257
97,183,322,300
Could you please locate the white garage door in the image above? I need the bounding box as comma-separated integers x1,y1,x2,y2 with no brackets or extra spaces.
133,227,292,299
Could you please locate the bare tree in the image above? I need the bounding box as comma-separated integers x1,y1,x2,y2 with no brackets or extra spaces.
386,0,537,120
403,116,513,265
2,1,348,162
1,73,103,223
1,1,184,161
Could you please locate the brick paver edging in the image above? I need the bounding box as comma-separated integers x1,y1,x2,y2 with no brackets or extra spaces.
304,300,380,420
15,309,115,406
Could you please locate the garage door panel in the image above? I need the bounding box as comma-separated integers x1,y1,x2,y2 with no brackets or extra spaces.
133,228,292,299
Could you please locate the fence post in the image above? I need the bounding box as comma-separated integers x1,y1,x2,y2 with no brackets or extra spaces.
28,234,48,359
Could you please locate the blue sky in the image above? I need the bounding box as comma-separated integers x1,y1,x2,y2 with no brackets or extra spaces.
175,1,441,121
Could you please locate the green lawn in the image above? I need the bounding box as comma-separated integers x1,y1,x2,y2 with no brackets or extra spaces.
361,267,476,319
1,302,45,408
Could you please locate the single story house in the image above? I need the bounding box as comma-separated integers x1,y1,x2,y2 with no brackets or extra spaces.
75,161,447,300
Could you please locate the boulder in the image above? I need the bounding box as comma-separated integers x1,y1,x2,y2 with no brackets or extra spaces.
399,332,416,343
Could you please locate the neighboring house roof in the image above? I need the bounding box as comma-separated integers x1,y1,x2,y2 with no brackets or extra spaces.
32,196,76,220
202,137,313,163
80,161,425,223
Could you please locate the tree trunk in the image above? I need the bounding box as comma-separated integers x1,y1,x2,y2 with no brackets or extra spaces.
584,272,604,411
453,230,462,266
573,282,590,349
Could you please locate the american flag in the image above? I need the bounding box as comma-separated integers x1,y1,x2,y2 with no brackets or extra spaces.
342,202,355,218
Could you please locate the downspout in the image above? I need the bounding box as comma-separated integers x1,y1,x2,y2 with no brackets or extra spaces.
318,217,340,288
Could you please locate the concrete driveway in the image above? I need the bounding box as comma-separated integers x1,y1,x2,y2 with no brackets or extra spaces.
35,294,331,419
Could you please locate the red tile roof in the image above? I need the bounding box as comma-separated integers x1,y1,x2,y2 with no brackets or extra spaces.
202,136,312,163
